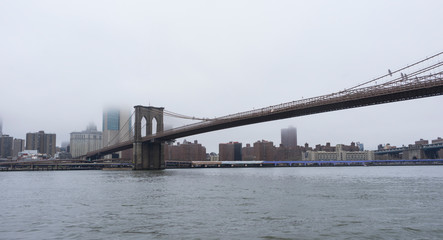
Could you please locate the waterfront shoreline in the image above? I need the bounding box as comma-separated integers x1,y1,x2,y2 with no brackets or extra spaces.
1,159,443,171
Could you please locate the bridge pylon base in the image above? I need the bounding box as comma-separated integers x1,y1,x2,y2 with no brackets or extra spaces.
133,141,165,170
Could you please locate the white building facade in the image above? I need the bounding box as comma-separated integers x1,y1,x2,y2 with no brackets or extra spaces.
70,123,102,158
303,144,374,161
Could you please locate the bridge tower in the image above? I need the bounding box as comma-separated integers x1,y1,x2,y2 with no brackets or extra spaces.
133,105,165,170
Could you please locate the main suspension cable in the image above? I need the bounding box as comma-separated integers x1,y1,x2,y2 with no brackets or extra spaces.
348,51,443,90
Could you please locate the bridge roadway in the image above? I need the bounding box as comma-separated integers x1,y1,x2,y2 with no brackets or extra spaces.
0,159,134,171
86,75,443,159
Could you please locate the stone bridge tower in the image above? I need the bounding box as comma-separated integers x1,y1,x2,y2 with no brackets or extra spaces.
133,105,165,170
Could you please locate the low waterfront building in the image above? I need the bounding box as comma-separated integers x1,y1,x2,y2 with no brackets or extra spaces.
18,150,39,160
303,144,374,161
208,152,219,161
54,151,72,159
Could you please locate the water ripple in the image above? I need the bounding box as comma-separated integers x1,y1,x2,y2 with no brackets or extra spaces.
1,167,443,239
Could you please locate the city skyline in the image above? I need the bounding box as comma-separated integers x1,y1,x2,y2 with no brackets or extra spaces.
3,111,442,153
1,1,442,153
1,119,442,159
1,2,442,238
1,119,442,155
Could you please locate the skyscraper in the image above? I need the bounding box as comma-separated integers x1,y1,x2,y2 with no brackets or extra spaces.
102,108,132,159
281,126,297,149
102,108,132,147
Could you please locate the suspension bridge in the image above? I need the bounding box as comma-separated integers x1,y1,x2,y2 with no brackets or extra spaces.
85,52,443,170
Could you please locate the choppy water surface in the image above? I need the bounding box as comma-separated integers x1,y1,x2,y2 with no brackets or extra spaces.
1,166,443,239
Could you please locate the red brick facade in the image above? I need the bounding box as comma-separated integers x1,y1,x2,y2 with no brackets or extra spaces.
165,140,206,161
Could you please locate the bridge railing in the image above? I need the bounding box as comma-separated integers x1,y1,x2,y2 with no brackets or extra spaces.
213,71,443,121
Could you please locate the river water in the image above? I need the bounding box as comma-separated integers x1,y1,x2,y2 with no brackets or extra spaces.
1,166,443,239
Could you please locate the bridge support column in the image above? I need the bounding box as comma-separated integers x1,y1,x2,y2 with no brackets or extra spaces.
133,105,165,170
133,141,165,170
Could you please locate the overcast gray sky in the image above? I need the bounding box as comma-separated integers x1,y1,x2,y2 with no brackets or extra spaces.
1,0,442,153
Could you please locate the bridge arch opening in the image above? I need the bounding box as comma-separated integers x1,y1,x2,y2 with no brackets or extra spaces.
152,117,158,135
141,116,147,138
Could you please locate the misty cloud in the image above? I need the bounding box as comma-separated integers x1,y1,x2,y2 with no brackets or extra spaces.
1,0,442,152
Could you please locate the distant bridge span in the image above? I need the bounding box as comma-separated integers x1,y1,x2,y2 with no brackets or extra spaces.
86,73,443,161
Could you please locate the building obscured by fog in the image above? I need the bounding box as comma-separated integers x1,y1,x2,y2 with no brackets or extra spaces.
281,126,297,149
102,107,132,159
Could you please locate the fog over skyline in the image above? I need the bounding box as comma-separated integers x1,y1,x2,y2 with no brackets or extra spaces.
1,1,442,153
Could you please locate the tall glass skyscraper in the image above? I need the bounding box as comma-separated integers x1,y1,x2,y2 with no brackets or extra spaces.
102,107,132,149
103,109,120,131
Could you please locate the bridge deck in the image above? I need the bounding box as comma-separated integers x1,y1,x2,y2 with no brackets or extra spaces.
86,74,443,159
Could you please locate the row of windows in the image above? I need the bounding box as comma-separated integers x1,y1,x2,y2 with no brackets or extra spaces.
71,135,102,139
